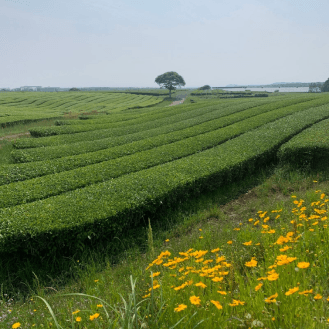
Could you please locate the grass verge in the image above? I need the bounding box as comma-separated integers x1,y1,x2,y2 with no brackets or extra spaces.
1,165,329,328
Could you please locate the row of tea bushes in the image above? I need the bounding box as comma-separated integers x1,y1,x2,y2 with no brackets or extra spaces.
12,96,311,162
4,101,328,207
13,97,283,149
278,117,329,168
3,99,327,184
28,97,282,137
1,104,329,255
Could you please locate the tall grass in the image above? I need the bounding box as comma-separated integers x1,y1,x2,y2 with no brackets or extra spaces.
1,166,329,328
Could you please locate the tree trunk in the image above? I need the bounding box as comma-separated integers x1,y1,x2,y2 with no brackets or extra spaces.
169,89,172,98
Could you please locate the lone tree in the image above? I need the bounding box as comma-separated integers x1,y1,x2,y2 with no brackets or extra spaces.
155,71,186,98
322,78,329,92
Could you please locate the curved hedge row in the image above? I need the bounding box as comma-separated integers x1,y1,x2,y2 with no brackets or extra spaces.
278,118,329,168
28,97,275,137
1,103,329,254
4,101,328,207
11,96,312,162
13,97,280,149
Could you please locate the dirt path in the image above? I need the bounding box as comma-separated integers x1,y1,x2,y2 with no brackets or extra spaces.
0,132,30,141
169,98,185,106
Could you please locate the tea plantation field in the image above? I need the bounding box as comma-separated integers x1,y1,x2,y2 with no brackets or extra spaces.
0,91,164,127
1,92,329,257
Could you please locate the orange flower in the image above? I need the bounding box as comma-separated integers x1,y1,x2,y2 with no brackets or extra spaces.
89,313,100,321
210,300,223,310
255,283,263,291
297,262,310,269
174,304,187,312
285,287,299,296
190,296,201,306
245,259,257,267
265,293,278,303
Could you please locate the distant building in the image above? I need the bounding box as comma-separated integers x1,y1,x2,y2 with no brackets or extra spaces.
20,86,42,91
40,87,60,92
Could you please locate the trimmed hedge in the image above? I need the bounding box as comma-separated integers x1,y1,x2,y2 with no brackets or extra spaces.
278,118,329,168
28,98,275,137
4,101,329,207
11,96,314,162
13,97,282,149
1,103,329,255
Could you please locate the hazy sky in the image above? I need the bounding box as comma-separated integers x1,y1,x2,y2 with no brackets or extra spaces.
1,0,329,88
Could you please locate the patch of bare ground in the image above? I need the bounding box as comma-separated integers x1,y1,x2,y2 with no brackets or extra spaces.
0,132,30,141
169,98,185,106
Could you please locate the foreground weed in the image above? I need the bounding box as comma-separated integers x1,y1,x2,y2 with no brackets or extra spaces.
3,187,329,328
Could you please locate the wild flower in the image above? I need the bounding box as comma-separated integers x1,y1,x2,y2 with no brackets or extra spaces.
174,304,187,312
210,300,223,310
12,324,21,329
265,293,278,303
89,313,100,321
255,283,263,291
245,259,257,267
297,262,310,269
189,296,201,306
229,299,245,307
285,287,299,296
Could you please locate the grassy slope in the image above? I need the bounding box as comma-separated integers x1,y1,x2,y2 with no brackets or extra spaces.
1,165,329,328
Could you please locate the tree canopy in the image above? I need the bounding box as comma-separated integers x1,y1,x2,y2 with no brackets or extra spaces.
198,85,211,90
322,78,329,92
155,71,186,97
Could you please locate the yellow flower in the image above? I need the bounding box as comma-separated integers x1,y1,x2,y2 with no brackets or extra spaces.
217,290,227,295
94,279,99,283
12,324,21,329
265,293,278,303
195,282,207,289
199,228,202,231
267,272,279,281
243,241,252,246
279,246,291,252
97,304,103,308
313,180,318,183
189,296,201,305
233,228,240,231
199,236,203,239
72,310,80,315
210,300,223,310
150,272,160,278
76,317,82,322
211,248,220,253
248,218,254,222
174,304,187,312
227,241,233,245
272,317,275,321
285,287,299,296
254,220,260,226
297,262,310,269
89,313,100,321
150,284,160,290
255,283,263,291
142,293,151,298
165,239,169,242
212,277,224,282
314,294,322,300
299,289,313,296
245,259,257,267
229,299,245,306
